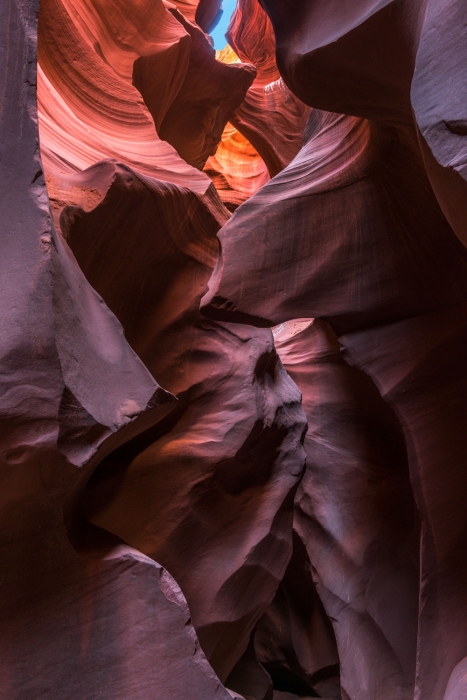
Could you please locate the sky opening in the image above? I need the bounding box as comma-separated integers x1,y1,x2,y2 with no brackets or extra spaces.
210,0,237,50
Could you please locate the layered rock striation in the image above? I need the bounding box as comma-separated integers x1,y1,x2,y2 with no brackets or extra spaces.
0,0,310,697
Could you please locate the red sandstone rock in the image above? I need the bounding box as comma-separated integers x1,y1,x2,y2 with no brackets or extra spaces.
202,109,467,331
275,321,419,700
231,80,310,178
201,46,270,210
6,0,467,698
226,634,274,700
38,0,228,190
204,120,270,211
201,56,467,700
227,0,279,87
56,159,306,683
195,0,223,33
2,544,233,700
0,2,235,698
339,310,467,700
254,532,340,698
170,0,200,24
255,0,414,127
412,0,467,247
203,2,309,208
257,0,467,248
226,0,310,177
134,7,256,170
171,0,221,29
205,12,467,700
35,0,308,690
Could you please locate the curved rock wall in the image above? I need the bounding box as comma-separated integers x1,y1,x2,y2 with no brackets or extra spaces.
2,0,467,699
201,3,467,699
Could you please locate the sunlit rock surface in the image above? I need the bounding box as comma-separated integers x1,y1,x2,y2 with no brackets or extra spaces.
204,120,270,210
226,0,310,177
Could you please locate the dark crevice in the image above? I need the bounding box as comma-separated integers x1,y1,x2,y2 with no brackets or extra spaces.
444,120,467,136
67,399,189,552
262,664,321,697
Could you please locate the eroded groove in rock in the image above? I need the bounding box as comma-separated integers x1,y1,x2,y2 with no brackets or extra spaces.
255,532,340,698
226,0,310,177
58,162,306,682
38,0,220,191
275,321,420,700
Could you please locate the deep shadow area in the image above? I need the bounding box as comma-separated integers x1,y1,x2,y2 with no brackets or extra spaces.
67,400,189,552
263,665,320,697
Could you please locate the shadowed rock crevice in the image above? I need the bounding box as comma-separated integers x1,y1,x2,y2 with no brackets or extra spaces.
255,531,340,698
263,666,320,698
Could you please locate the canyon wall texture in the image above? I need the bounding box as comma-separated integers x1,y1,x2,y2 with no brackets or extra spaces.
1,0,467,699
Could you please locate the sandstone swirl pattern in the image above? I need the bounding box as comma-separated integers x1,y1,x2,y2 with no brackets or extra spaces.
2,1,467,700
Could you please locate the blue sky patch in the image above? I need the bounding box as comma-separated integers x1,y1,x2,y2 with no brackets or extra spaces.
210,0,237,50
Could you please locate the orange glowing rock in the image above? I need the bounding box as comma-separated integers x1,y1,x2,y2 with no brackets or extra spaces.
203,0,310,209
227,0,310,176
134,7,256,169
204,122,269,210
199,45,269,209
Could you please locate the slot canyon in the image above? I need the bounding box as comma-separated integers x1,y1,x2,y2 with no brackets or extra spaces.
1,0,467,698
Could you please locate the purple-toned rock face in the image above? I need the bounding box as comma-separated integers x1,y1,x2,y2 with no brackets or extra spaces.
274,321,420,700
0,1,228,697
3,0,467,698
